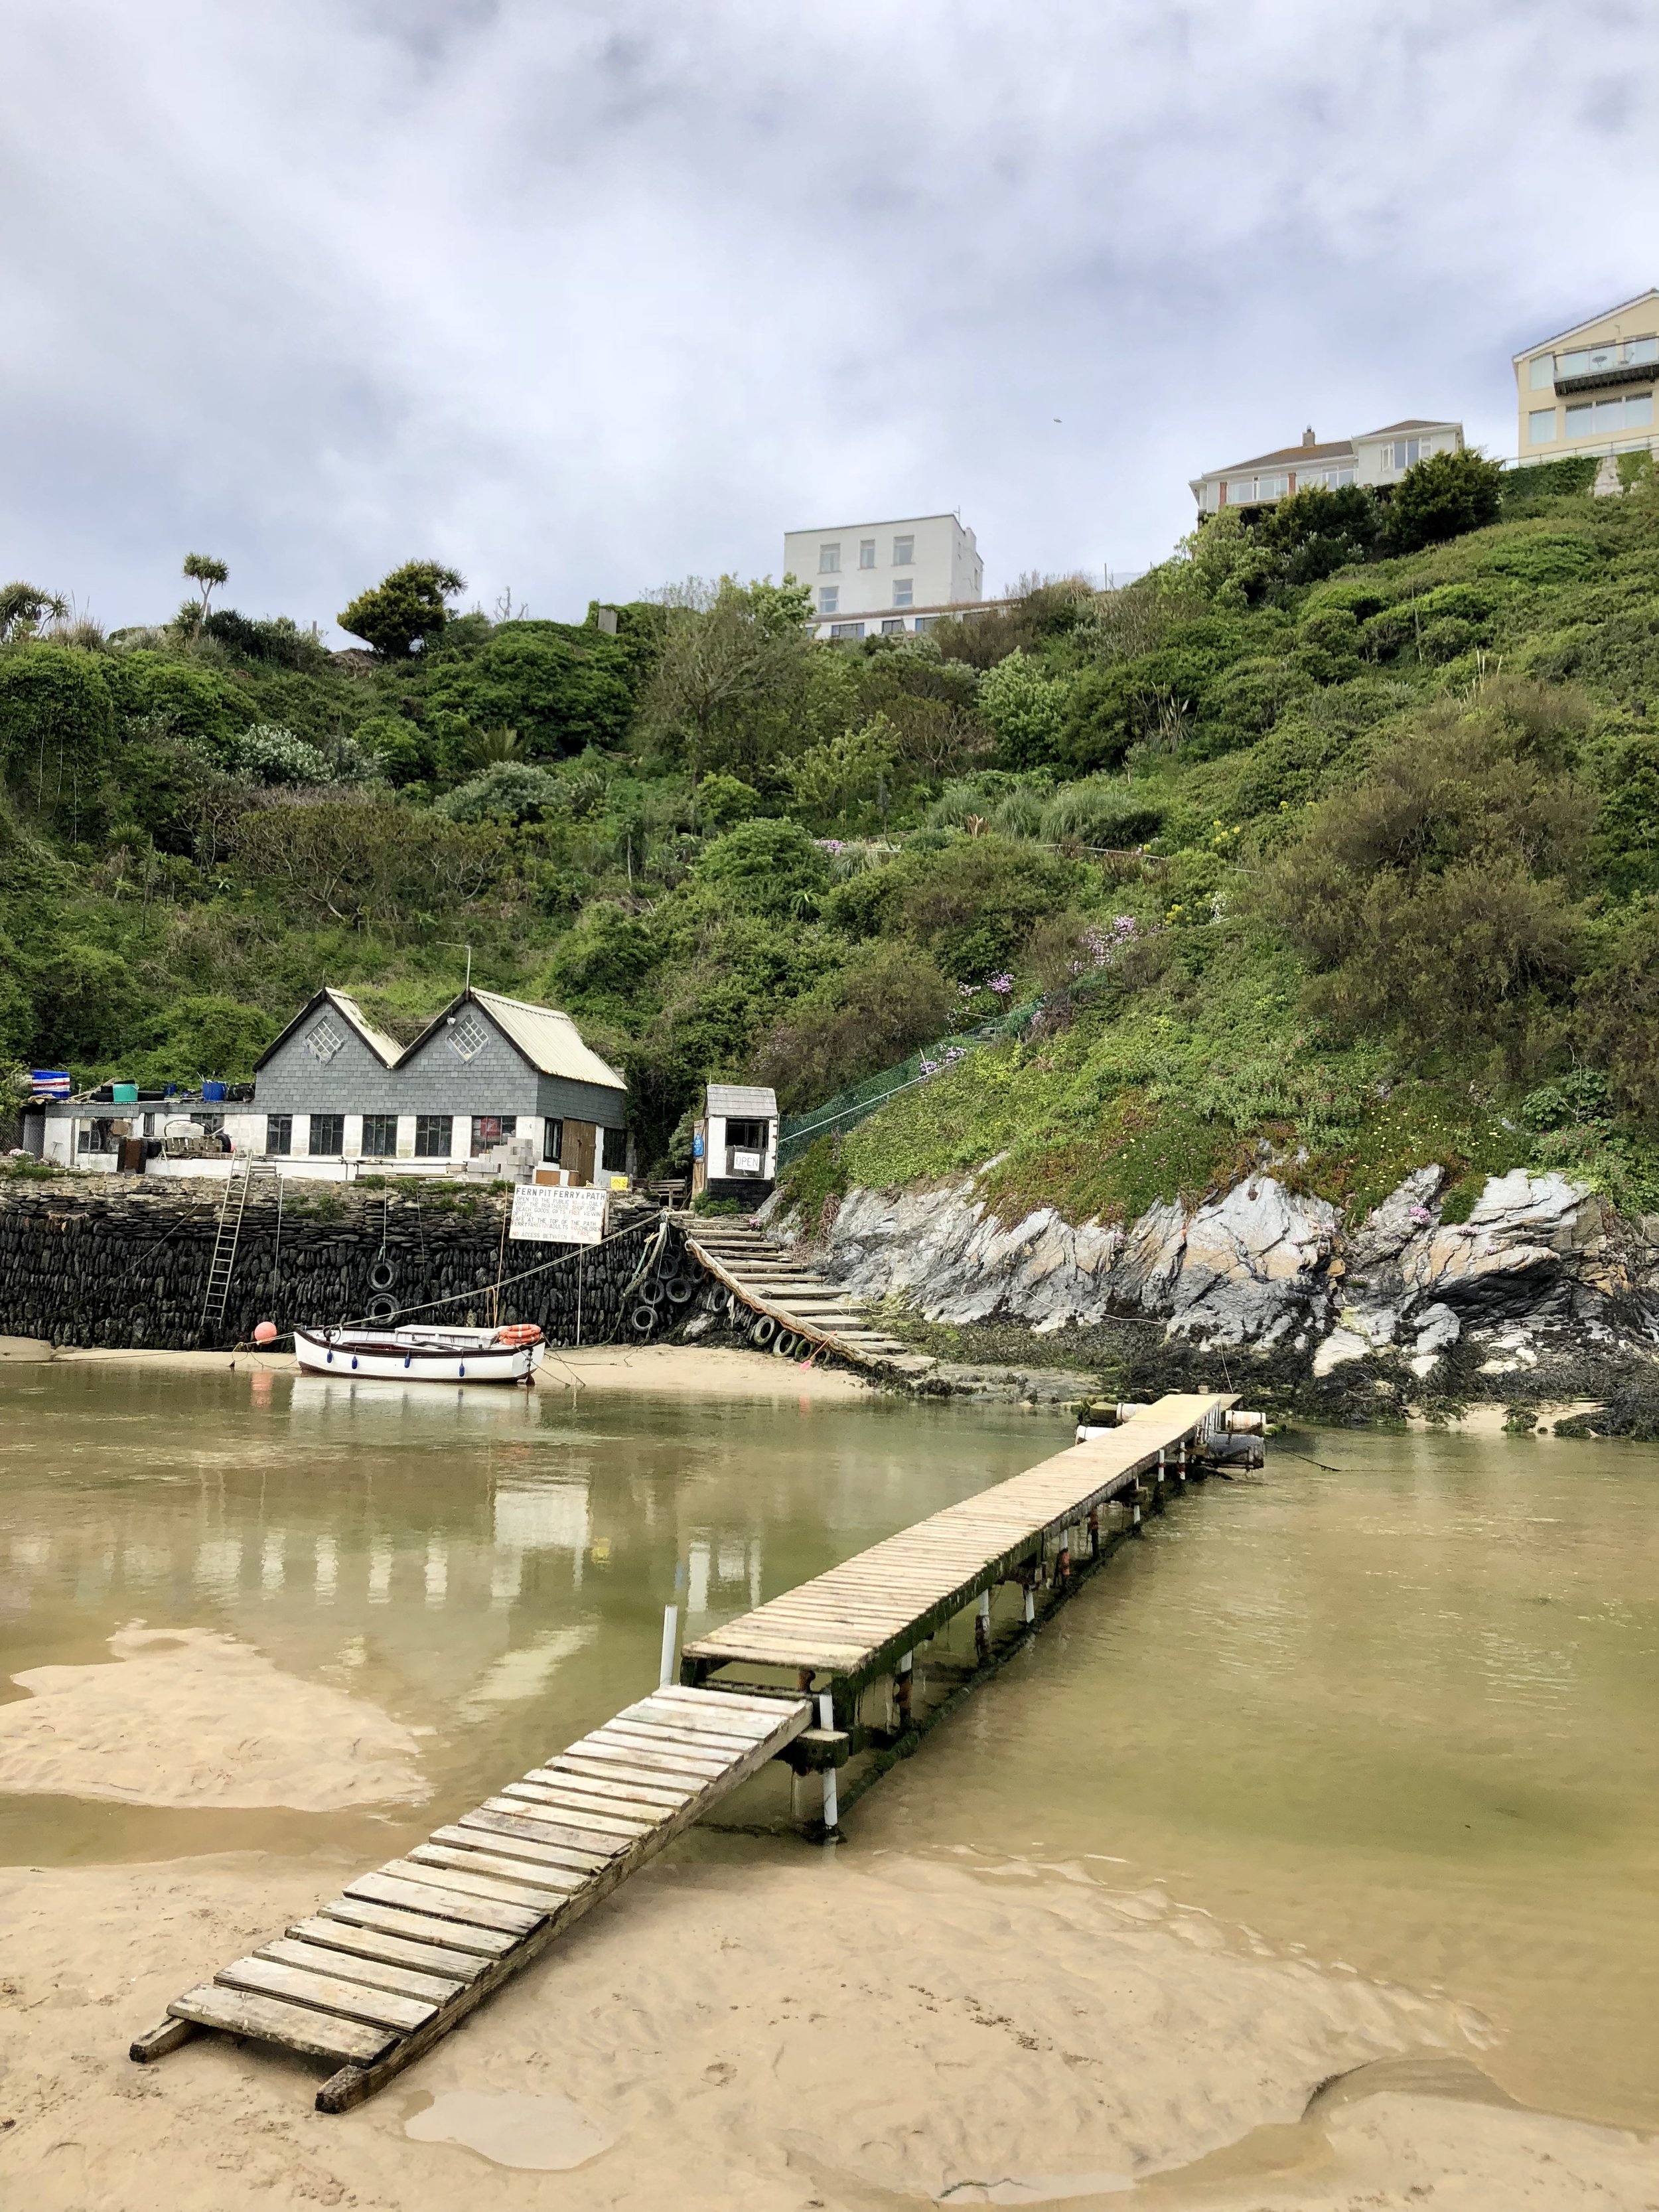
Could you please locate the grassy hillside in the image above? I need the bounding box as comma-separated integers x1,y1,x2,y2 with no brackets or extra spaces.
5,453,1659,1228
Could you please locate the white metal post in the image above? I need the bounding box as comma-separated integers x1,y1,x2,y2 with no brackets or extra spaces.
818,1690,838,1832
658,1605,679,1687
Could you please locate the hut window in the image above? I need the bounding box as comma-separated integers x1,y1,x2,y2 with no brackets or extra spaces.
470,1114,516,1155
449,1012,488,1062
306,1015,346,1064
415,1114,453,1157
265,1114,293,1155
309,1113,344,1156
361,1114,398,1157
543,1119,563,1163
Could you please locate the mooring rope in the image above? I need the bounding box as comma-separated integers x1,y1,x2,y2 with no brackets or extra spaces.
335,1215,660,1330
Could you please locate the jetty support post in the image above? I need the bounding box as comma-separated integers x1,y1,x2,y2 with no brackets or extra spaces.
818,1692,839,1834
658,1605,679,1688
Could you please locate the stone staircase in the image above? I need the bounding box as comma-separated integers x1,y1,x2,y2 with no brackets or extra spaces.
678,1219,935,1379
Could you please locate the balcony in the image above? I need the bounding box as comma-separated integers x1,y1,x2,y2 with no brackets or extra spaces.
1555,336,1658,395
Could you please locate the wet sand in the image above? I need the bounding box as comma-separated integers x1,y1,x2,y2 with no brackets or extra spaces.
3,1848,1655,2211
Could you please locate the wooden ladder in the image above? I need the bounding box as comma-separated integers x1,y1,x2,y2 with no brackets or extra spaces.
200,1159,255,1333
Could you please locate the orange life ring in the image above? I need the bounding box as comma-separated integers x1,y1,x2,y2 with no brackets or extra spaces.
496,1323,543,1346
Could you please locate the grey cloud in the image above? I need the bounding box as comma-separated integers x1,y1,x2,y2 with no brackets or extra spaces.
2,0,1656,636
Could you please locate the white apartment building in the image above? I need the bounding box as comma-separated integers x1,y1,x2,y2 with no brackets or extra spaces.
1190,420,1464,516
783,512,985,640
1513,291,1659,465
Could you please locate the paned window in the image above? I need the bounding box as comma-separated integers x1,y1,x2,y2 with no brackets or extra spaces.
893,579,913,608
309,1113,344,1156
1529,407,1557,444
1390,439,1424,469
818,542,840,573
881,617,906,633
828,621,865,639
1565,393,1654,437
912,615,939,634
1529,353,1557,390
892,534,914,565
265,1114,293,1156
1558,336,1659,378
819,585,839,615
447,1012,488,1062
414,1114,452,1157
859,539,876,568
306,1015,346,1064
470,1114,516,1156
543,1118,563,1163
1318,466,1357,488
360,1114,398,1157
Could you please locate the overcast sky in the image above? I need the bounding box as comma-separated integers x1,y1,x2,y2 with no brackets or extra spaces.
3,0,1656,638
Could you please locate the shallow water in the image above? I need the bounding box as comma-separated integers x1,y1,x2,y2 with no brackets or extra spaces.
1,1364,1655,2136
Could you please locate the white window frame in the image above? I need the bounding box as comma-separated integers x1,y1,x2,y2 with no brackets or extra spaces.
818,585,839,615
818,543,840,574
1528,407,1557,445
893,579,914,609
859,539,876,569
892,534,915,565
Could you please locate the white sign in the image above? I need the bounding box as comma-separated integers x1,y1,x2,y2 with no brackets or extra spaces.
731,1150,763,1174
510,1183,609,1245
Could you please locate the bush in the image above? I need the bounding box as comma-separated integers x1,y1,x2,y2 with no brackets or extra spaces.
1039,778,1165,848
434,761,567,824
689,817,831,918
891,834,1078,982
1575,901,1659,1119
337,561,465,658
224,723,334,784
543,903,659,1003
749,942,956,1110
977,649,1071,769
1382,449,1504,555
0,646,115,836
696,773,760,829
422,621,634,759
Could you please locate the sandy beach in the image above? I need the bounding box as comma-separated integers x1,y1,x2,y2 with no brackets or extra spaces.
3,1844,1655,2212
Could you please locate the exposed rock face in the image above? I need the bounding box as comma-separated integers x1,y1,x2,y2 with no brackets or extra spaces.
786,1163,1654,1383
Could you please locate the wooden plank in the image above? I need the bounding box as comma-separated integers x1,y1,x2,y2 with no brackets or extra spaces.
319,1896,516,1958
411,1843,587,1895
429,1821,596,1875
168,1982,396,2065
549,1745,716,1792
344,1871,543,1936
379,1856,565,1915
600,1717,751,1760
287,1917,488,1984
527,1761,689,1806
650,1684,797,1720
455,1808,611,1870
257,1938,463,2005
502,1782,660,1833
476,1799,633,1858
625,1698,777,1742
516,1772,684,1819
217,1955,437,2033
130,2016,200,2062
581,1727,733,1771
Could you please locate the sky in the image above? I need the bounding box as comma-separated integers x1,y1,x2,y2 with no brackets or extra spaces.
3,0,1657,638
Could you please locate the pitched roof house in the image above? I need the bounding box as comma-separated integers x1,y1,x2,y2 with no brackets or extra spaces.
1190,418,1465,516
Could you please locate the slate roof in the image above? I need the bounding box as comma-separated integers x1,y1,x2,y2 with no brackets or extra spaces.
707,1083,778,1118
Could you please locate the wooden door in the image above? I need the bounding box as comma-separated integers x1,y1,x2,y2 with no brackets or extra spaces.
567,1120,597,1184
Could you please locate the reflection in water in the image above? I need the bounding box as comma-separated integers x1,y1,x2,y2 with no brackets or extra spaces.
3,1365,1658,2136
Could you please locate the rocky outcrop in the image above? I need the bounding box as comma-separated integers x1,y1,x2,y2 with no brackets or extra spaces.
777,1163,1658,1387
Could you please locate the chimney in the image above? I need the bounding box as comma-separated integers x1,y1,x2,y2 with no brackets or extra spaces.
1303,426,1317,448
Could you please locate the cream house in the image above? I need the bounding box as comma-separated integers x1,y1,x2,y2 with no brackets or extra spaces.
783,512,984,640
1513,291,1659,465
1190,421,1465,516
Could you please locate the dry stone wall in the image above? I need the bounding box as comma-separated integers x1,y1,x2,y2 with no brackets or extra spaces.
0,1181,674,1351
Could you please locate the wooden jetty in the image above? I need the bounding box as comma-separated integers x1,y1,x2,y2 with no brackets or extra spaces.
132,1392,1251,2108
679,1216,938,1378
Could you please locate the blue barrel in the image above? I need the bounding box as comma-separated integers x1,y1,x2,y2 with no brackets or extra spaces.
202,1080,226,1102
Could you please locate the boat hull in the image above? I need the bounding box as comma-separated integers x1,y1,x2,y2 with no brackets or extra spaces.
293,1328,544,1385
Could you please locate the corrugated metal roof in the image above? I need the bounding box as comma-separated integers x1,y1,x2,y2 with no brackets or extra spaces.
707,1083,778,1118
325,989,404,1068
470,989,627,1094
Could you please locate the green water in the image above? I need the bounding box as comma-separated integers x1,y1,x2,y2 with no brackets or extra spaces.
1,1364,1655,2131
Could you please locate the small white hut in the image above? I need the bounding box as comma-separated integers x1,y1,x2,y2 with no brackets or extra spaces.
692,1084,779,1202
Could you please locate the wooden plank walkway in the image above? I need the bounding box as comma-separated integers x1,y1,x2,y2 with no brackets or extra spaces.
679,1218,937,1377
131,1686,810,2111
682,1393,1234,1694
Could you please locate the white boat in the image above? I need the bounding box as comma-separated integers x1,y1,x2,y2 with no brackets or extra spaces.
293,1322,545,1385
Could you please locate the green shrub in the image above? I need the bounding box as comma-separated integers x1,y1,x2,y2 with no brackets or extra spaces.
696,773,760,828
423,621,634,760
749,941,956,1110
977,649,1071,769
338,561,465,658
0,646,115,836
434,761,566,823
690,817,831,917
1382,449,1504,555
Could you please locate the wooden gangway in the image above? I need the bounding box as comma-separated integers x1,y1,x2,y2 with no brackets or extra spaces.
679,1216,938,1378
133,1392,1246,2108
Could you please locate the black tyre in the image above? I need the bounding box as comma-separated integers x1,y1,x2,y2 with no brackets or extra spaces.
640,1280,666,1306
773,1331,798,1358
366,1293,398,1323
630,1304,657,1335
368,1260,396,1291
666,1277,695,1305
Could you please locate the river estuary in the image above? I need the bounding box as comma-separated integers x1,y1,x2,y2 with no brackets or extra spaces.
1,1357,1654,2205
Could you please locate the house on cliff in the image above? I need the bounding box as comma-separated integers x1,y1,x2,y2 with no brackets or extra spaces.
28,986,630,1186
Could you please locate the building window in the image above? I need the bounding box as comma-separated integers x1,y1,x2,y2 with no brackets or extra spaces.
819,585,839,615
471,1114,516,1155
1318,466,1356,488
415,1114,452,1157
306,1015,346,1065
828,621,865,639
1565,392,1654,437
360,1114,398,1157
265,1114,293,1156
893,579,913,608
818,543,840,573
543,1119,563,1163
309,1113,344,1156
912,615,939,634
880,617,906,634
859,538,876,568
724,1117,769,1175
1389,439,1427,469
892,534,914,565
1529,407,1557,444
1558,336,1659,380
1529,354,1556,390
447,1011,487,1062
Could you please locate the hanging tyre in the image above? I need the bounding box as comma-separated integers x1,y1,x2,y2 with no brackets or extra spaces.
666,1277,695,1305
773,1330,798,1357
750,1315,776,1347
366,1293,398,1323
368,1260,396,1291
640,1280,666,1306
630,1304,657,1335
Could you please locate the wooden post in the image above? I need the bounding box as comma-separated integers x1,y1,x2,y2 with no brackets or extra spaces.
1023,1584,1035,1626
975,1589,991,1662
818,1692,839,1832
895,1651,912,1726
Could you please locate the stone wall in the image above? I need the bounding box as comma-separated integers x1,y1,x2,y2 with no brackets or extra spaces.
0,1180,676,1351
